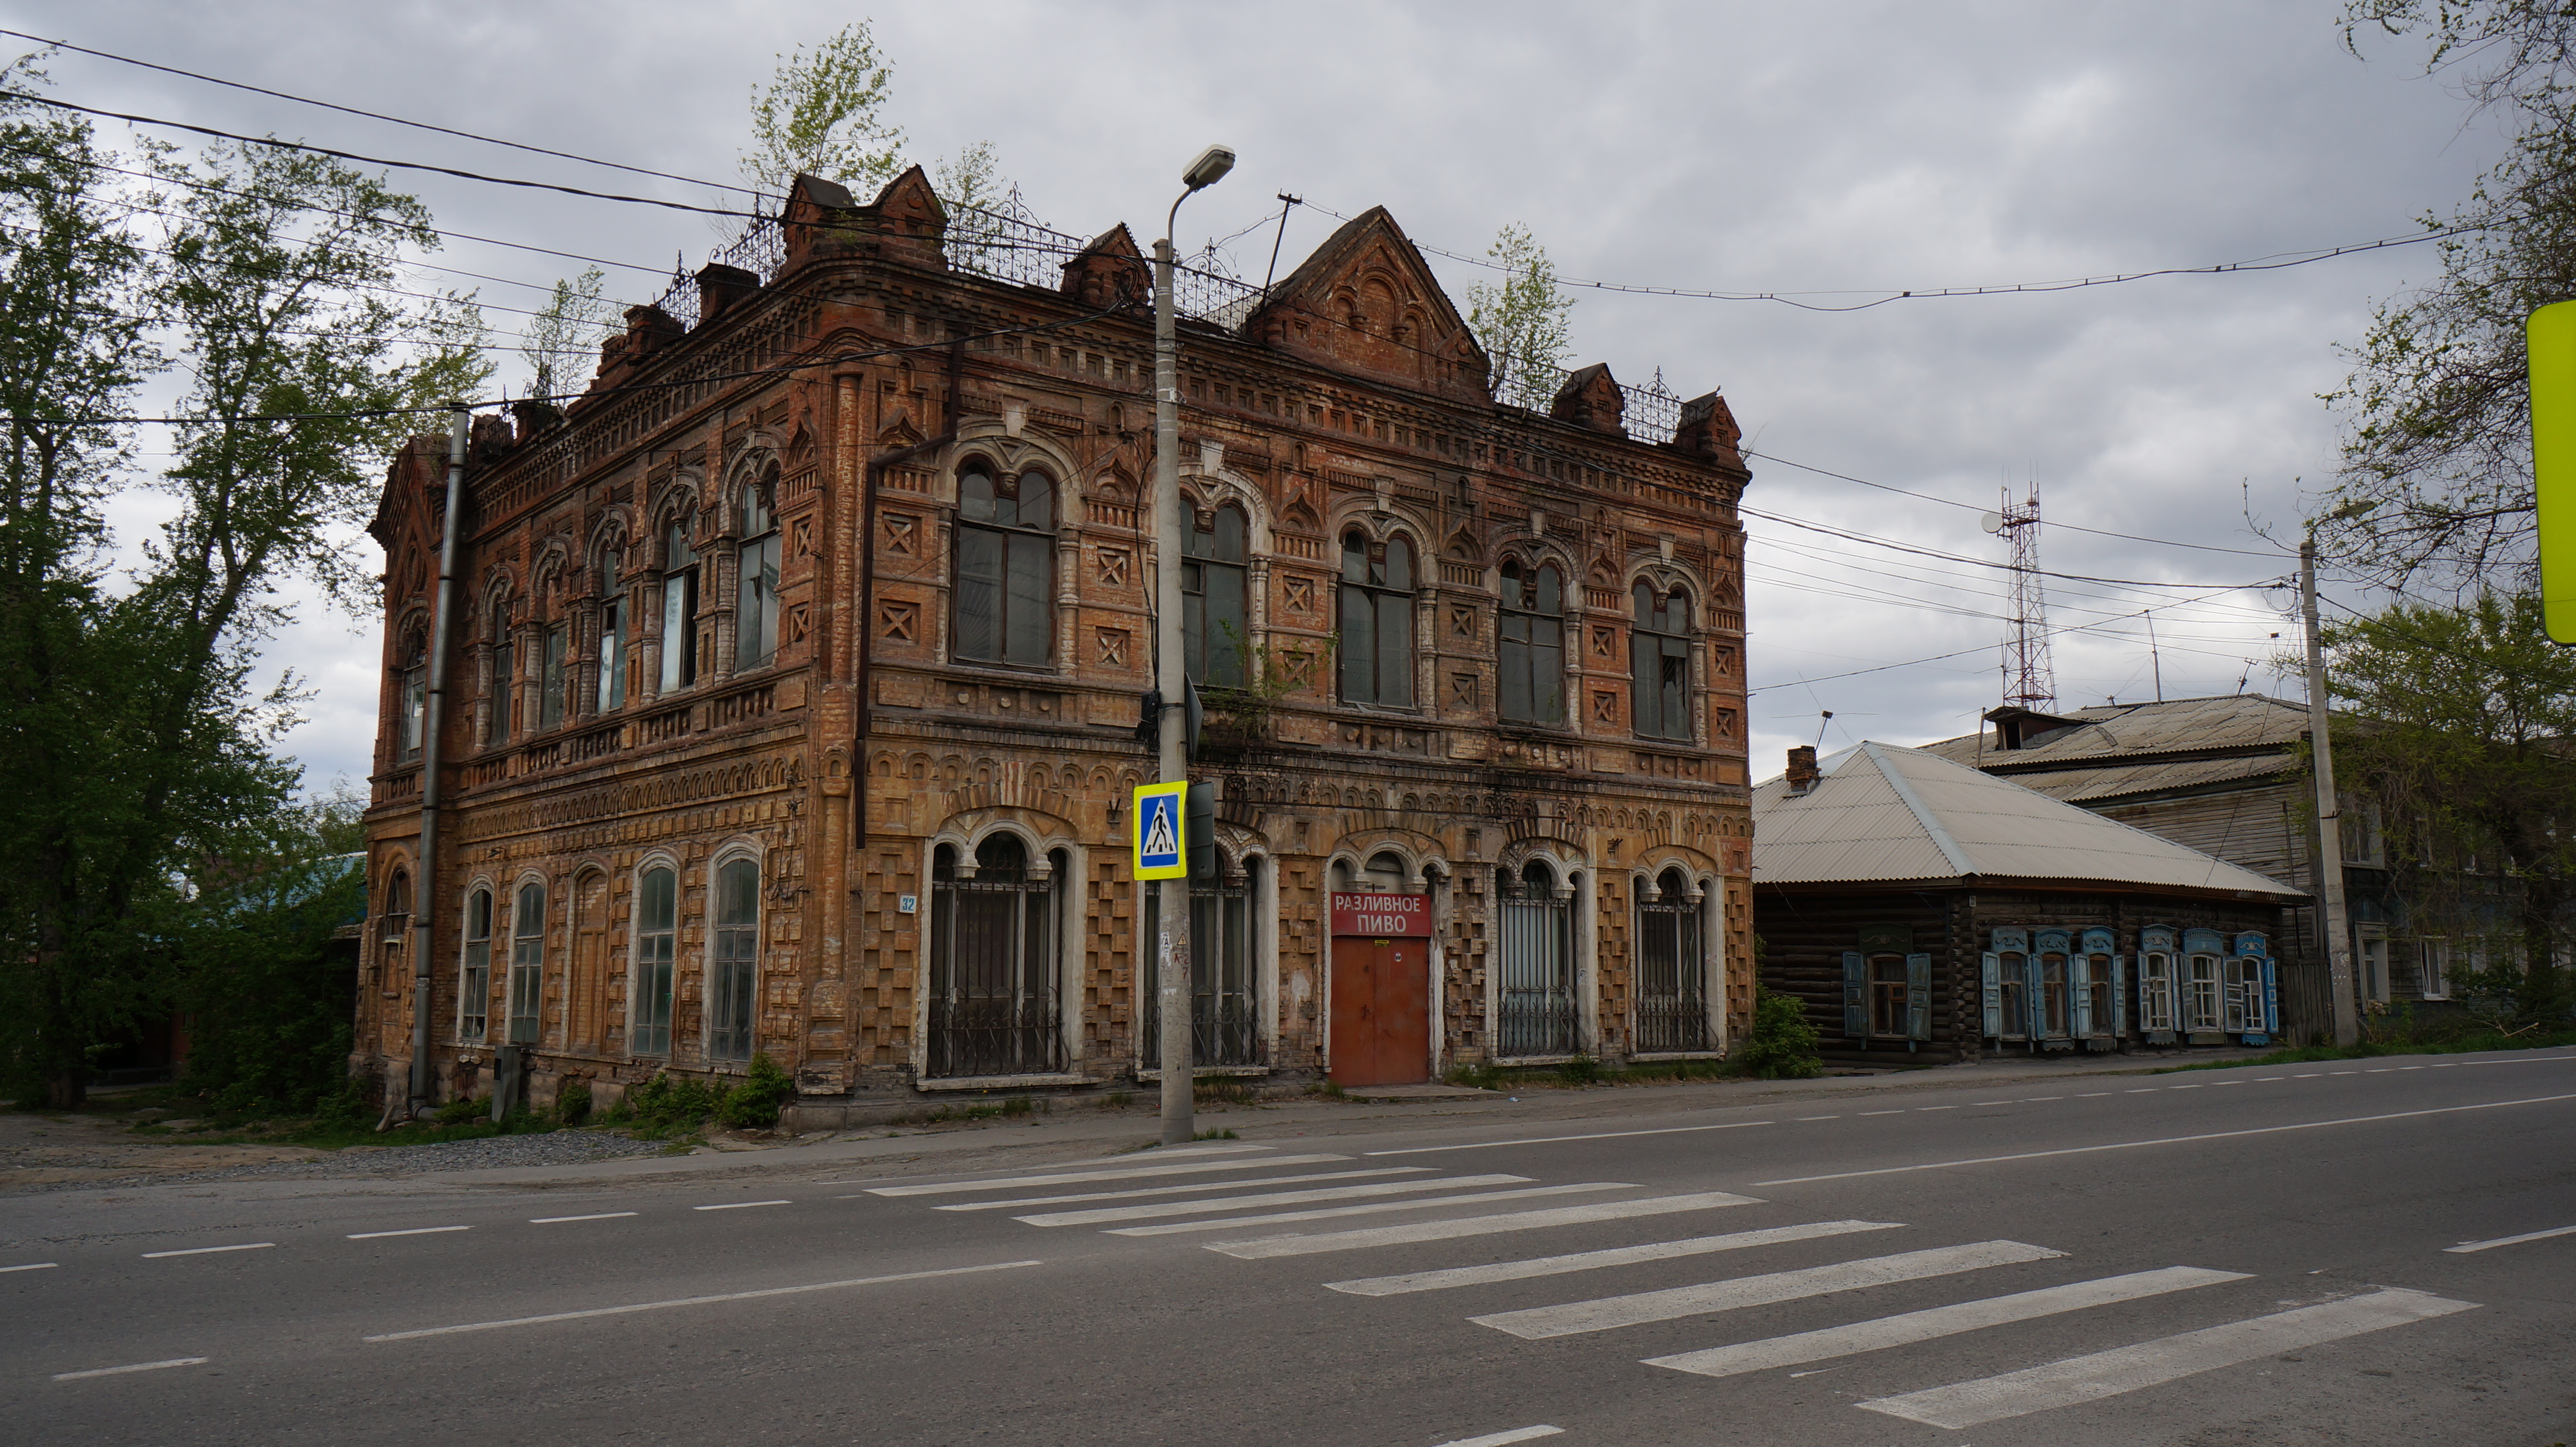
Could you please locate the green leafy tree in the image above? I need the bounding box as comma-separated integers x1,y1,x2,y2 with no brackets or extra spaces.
935,139,1018,278
1465,223,1575,412
520,265,613,402
2323,590,2576,1023
2321,3,2576,585
739,22,906,204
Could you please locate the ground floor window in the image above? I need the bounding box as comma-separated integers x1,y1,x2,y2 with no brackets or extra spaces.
1635,867,1707,1052
2359,933,2389,1003
1497,861,1577,1057
2224,955,2264,1034
928,835,1062,1077
2083,952,2114,1036
2039,951,2071,1036
2185,953,2222,1031
508,881,545,1044
2140,952,2176,1032
709,857,759,1062
1869,955,1908,1036
458,888,491,1042
2419,937,2451,999
632,865,675,1056
1997,949,2028,1038
1143,859,1263,1070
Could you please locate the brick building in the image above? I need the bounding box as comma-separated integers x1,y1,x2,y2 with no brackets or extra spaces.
357,170,1754,1121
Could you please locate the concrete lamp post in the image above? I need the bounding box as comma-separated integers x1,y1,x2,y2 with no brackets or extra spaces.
1155,143,1234,1147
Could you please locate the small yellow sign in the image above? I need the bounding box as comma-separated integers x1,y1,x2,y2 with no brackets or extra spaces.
2530,301,2576,643
1131,780,1187,880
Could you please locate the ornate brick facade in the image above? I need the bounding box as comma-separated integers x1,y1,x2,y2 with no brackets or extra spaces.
358,170,1754,1117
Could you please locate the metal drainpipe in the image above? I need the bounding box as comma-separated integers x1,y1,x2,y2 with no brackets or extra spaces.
408,405,471,1115
853,342,961,865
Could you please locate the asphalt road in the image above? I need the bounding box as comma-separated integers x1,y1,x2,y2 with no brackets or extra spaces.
8,1050,2576,1446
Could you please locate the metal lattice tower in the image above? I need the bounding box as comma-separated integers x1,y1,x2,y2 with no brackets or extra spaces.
1999,484,2055,710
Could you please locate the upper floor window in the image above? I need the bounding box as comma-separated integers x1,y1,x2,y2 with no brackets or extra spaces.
1631,583,1692,741
661,522,699,693
540,621,568,730
597,558,627,711
954,460,1054,666
398,636,426,761
1183,504,1249,687
736,471,781,672
1499,560,1565,725
489,622,516,742
1338,531,1414,707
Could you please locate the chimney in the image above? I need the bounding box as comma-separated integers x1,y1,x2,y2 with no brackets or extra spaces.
1786,746,1819,795
694,263,759,326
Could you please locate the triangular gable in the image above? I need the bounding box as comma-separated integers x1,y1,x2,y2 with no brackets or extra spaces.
1247,207,1490,402
1062,223,1148,307
1550,362,1625,436
783,165,948,273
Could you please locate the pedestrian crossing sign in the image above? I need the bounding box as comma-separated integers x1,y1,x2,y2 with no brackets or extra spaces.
1132,780,1187,880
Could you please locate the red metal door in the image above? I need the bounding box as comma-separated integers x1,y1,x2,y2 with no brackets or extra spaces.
1329,937,1430,1086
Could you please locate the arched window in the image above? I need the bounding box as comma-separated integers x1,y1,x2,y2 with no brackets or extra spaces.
1499,560,1565,725
1498,860,1576,1056
541,609,568,730
597,554,627,711
735,467,782,671
928,835,1062,1077
954,460,1055,666
489,611,517,742
661,521,699,692
1632,583,1691,741
709,858,759,1061
508,881,545,1044
1635,867,1708,1052
1145,852,1262,1068
632,866,676,1056
2139,937,2177,1036
1338,531,1414,706
383,868,413,923
398,634,426,761
1183,504,1249,686
459,887,492,1042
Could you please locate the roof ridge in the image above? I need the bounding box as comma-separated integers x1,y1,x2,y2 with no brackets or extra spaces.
1860,741,1976,877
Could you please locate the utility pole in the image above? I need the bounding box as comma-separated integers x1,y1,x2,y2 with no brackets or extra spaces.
2301,538,2360,1046
1155,145,1235,1147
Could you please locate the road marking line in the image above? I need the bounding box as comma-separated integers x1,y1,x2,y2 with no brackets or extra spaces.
1856,1288,2478,1429
1016,1174,1529,1227
2,1262,60,1272
2126,1089,2158,1094
1755,1092,2576,1186
693,1201,790,1211
1859,1110,1906,1117
2446,1223,2576,1254
1362,1123,1768,1157
2021,1096,2063,1102
529,1212,638,1224
1918,1105,1957,1111
866,1153,1350,1195
1430,1428,1561,1446
349,1227,469,1239
1326,1221,1905,1297
2367,1068,2392,1073
2078,1093,2111,1098
2333,1071,2358,1075
1114,1184,1629,1237
1644,1266,2246,1379
2169,1084,2204,1090
1472,1240,2064,1340
2432,1063,2456,1068
1973,1101,2016,1106
2401,1066,2425,1071
363,1259,1043,1342
2257,1077,2286,1082
1795,1115,1841,1121
1206,1190,1765,1259
142,1243,273,1258
2295,1074,2322,1078
2209,1082,2245,1087
52,1357,207,1381
940,1167,1427,1211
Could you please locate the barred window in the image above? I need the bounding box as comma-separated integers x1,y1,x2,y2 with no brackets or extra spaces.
1144,856,1262,1069
597,558,626,711
1634,867,1708,1052
1498,860,1577,1056
928,836,1062,1077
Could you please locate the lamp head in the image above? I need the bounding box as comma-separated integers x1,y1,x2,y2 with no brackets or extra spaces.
1182,145,1237,192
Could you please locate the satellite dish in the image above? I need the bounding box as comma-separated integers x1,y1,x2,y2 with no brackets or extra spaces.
1978,511,2003,534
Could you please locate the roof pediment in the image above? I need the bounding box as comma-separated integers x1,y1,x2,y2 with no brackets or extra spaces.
1247,207,1490,402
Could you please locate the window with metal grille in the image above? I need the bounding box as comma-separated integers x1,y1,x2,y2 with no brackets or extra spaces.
632,865,675,1056
735,469,782,672
928,835,1062,1077
1499,561,1566,725
1498,860,1577,1056
1338,531,1414,706
458,888,491,1042
1183,504,1249,687
1142,858,1263,1069
508,881,544,1045
1634,866,1708,1052
1630,583,1692,741
954,460,1055,666
708,858,759,1062
660,522,699,692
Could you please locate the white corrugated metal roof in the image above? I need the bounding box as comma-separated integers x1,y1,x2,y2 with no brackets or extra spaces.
1755,741,2305,899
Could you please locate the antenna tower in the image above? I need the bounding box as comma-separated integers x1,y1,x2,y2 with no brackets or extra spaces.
1995,484,2055,710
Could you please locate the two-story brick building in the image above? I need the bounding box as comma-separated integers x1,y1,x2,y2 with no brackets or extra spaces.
356,169,1754,1123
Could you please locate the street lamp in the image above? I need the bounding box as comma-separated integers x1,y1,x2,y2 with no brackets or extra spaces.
1155,144,1233,1146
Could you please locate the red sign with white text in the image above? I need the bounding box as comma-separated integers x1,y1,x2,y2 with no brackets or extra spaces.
1331,891,1431,937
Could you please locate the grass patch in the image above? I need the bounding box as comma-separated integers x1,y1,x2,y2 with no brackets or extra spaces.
1194,1127,1239,1141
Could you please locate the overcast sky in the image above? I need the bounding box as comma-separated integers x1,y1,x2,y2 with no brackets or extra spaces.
2,1,2508,793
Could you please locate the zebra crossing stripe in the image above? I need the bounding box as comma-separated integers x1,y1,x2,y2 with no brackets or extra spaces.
939,1167,1431,1212
1014,1174,1531,1227
1858,1287,2479,1429
1205,1190,1765,1259
1110,1184,1633,1237
866,1153,1351,1196
1327,1221,1906,1297
1644,1265,2247,1379
1472,1240,2065,1340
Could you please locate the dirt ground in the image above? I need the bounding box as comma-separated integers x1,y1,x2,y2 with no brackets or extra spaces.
0,1105,327,1191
